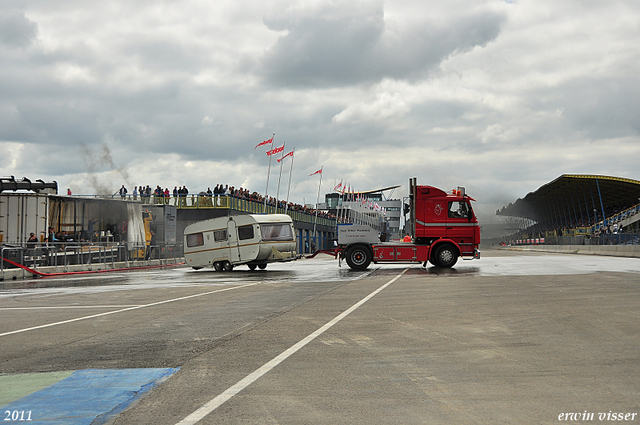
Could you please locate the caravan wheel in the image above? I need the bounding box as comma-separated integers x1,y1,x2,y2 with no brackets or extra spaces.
213,262,222,272
258,263,267,270
222,261,233,271
248,264,257,270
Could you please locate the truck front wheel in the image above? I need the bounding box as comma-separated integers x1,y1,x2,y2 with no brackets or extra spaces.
345,245,372,270
434,244,458,268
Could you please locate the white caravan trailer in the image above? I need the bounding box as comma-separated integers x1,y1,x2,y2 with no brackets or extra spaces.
184,214,297,271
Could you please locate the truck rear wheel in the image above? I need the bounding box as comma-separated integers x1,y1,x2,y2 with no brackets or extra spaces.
345,245,372,270
434,244,458,268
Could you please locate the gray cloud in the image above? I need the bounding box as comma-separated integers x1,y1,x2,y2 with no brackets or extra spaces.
532,76,640,139
0,11,38,48
260,3,505,87
1,0,639,221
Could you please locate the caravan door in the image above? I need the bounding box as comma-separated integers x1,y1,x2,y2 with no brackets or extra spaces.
227,219,241,263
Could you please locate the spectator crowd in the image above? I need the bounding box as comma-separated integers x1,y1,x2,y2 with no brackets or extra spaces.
116,184,339,221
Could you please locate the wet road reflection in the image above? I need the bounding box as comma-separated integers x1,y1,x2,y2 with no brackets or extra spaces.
2,253,639,298
0,258,369,297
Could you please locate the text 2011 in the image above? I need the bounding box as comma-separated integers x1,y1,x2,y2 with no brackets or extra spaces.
4,410,32,421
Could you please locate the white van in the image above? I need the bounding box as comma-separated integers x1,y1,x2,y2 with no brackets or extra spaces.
184,214,297,271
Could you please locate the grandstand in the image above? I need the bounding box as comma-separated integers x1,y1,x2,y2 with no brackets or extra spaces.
496,175,640,245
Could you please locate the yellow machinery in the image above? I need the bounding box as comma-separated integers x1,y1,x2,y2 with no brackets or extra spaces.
131,210,154,259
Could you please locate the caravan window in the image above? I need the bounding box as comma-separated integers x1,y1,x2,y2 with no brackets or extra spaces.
238,225,255,240
214,229,227,242
260,224,293,241
186,233,204,247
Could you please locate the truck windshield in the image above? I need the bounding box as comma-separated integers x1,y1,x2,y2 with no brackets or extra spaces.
260,224,293,241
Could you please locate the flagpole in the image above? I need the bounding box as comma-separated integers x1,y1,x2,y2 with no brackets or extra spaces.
339,184,344,224
285,148,295,213
313,166,323,251
336,183,341,225
340,183,347,224
263,133,275,214
275,142,286,213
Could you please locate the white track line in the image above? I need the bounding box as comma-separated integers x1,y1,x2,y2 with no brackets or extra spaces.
0,305,141,310
175,267,409,425
0,283,260,338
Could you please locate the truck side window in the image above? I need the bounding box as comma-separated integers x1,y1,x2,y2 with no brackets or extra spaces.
448,202,469,219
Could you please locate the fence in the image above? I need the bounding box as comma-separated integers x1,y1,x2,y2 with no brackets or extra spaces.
1,240,183,277
512,233,640,246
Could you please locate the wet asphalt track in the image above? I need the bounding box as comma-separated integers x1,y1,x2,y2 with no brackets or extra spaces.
1,250,639,424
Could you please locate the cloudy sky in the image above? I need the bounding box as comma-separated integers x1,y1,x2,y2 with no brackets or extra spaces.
2,0,639,221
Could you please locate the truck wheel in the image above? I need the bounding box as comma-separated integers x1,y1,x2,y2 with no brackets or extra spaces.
345,245,372,270
213,262,222,272
222,261,233,271
434,244,458,268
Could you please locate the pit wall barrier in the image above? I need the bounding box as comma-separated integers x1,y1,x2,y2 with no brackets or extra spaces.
0,258,186,285
1,241,185,283
511,233,639,246
505,244,640,258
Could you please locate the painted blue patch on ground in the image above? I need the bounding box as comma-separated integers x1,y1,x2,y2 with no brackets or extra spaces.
0,368,179,424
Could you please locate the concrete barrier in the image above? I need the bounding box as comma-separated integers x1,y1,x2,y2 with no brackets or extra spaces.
506,244,640,258
0,258,185,286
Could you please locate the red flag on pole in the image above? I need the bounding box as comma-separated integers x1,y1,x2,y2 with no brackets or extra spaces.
266,144,284,156
310,168,322,176
255,137,273,150
277,150,294,162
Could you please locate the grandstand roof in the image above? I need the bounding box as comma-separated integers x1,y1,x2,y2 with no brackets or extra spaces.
496,174,640,227
356,185,401,195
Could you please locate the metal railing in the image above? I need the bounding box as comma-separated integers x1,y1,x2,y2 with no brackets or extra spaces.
76,194,338,228
1,241,184,277
1,247,24,275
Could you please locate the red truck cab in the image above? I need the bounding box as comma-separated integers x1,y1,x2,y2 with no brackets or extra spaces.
413,185,480,261
338,178,480,270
